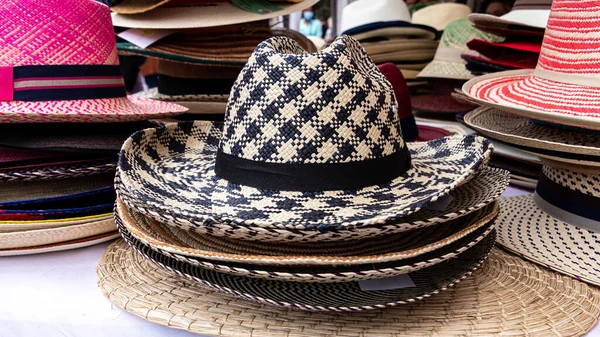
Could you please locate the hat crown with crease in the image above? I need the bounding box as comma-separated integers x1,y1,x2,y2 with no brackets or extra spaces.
535,162,600,232
535,0,600,78
0,0,118,67
219,35,405,166
341,0,410,33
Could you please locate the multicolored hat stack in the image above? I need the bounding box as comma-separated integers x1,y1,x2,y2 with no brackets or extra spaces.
463,0,600,286
460,0,552,76
340,0,440,85
106,0,318,119
96,35,600,337
0,0,186,256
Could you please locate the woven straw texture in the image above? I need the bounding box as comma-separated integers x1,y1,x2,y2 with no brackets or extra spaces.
464,0,600,130
117,197,497,266
0,162,116,182
133,88,228,103
97,241,600,336
361,40,438,56
111,0,318,29
0,213,111,233
417,18,502,80
117,211,496,282
0,0,186,123
465,107,600,160
1,231,118,256
0,217,115,250
116,120,493,237
121,167,506,244
496,195,600,286
105,235,495,311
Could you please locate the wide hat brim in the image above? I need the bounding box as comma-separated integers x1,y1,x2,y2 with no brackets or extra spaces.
97,240,600,334
111,0,319,29
343,21,438,41
497,195,600,286
0,231,119,256
0,213,112,233
105,234,496,311
414,125,453,141
0,96,187,123
361,39,439,56
463,69,600,131
417,60,474,80
116,204,498,283
116,121,494,238
132,87,228,115
465,107,600,167
468,10,549,36
0,161,116,183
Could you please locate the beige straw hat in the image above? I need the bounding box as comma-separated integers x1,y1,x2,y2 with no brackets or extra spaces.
465,107,600,167
97,241,600,336
0,213,112,233
0,217,116,251
1,231,119,256
360,40,438,56
111,0,319,29
411,3,472,31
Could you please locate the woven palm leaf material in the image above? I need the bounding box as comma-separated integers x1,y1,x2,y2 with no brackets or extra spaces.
116,167,508,242
116,205,497,282
496,159,600,285
115,229,495,310
97,242,600,335
117,197,497,265
0,162,117,183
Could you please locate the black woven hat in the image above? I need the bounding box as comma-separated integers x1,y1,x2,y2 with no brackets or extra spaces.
117,35,493,238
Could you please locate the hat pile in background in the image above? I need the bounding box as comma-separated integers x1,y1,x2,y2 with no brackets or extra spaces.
340,0,471,87
97,34,600,337
0,0,186,256
105,0,318,119
463,0,600,286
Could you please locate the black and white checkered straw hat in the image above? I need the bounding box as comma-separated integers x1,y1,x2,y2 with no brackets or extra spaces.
117,35,494,237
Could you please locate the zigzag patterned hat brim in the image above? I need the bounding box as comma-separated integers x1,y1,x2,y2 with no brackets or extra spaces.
465,107,600,167
496,195,600,286
116,168,508,243
116,196,498,266
0,231,119,257
117,121,494,233
110,231,495,311
98,241,600,335
115,206,497,283
0,162,116,183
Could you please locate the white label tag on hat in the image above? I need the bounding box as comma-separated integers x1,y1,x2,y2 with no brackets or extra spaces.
424,194,454,211
358,275,415,291
118,29,178,49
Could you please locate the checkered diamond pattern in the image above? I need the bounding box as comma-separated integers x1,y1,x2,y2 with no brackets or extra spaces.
220,35,404,164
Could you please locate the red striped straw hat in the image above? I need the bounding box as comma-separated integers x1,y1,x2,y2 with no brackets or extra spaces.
463,0,600,130
0,0,187,123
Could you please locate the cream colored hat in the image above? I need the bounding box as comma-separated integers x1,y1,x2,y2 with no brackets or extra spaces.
412,3,472,31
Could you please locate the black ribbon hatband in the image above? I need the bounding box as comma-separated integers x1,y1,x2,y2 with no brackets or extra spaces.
215,147,412,191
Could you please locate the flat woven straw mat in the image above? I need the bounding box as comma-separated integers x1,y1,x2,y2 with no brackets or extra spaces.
98,240,600,337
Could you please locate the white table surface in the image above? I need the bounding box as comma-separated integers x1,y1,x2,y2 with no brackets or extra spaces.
1,187,598,337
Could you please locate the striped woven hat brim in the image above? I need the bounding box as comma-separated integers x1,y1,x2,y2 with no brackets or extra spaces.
112,230,495,311
116,121,494,237
0,231,119,256
497,195,600,286
97,242,600,336
0,213,112,233
116,197,498,266
116,208,497,282
465,107,600,167
0,162,117,183
116,168,508,242
464,0,600,130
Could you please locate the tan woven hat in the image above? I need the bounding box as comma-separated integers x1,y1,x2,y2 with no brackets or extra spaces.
1,231,119,256
411,3,472,31
97,240,600,336
0,217,116,251
360,39,438,58
465,107,600,167
111,0,319,29
0,213,111,233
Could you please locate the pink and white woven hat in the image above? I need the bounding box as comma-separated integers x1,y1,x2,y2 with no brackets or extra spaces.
0,0,187,123
463,0,600,130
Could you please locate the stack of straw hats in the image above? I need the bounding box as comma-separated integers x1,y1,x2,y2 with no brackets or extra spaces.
463,0,600,286
0,0,187,256
462,0,552,75
340,0,455,86
98,34,600,336
105,0,317,118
